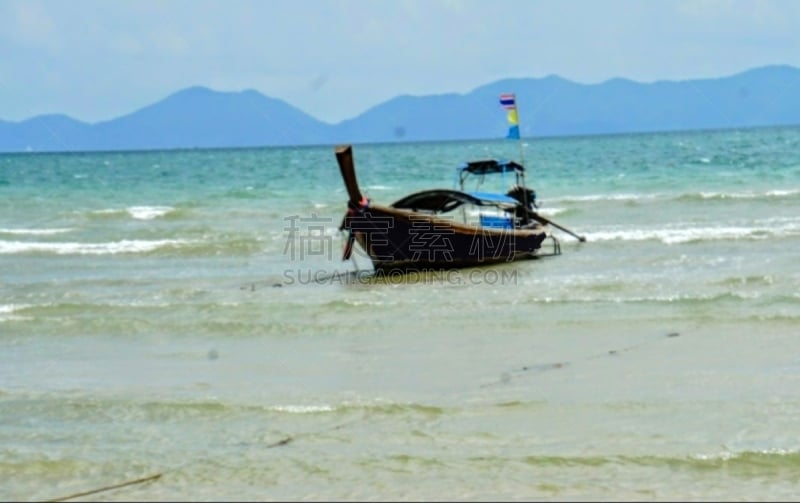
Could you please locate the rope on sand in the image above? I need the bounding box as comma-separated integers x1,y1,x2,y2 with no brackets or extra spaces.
44,473,163,502
481,331,682,388
267,436,293,448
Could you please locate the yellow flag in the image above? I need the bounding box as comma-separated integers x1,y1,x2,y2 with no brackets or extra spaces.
506,109,519,126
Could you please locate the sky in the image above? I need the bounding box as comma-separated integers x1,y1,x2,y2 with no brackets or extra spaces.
1,0,799,124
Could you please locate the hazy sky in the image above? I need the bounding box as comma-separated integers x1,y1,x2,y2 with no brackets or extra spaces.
1,0,798,123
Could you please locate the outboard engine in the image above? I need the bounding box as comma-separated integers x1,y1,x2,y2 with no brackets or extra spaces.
506,185,537,210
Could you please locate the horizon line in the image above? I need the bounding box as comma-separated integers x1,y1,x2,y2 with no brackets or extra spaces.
4,122,798,157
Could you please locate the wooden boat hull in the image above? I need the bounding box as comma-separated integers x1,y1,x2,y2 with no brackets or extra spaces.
342,203,548,271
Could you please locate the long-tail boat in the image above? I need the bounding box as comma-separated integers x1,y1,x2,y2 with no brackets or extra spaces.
335,144,584,272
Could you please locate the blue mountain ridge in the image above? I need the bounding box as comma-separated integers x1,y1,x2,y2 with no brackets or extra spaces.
1,65,799,153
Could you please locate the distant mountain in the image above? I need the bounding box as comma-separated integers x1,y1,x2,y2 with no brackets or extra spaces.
91,86,336,151
0,114,93,152
2,65,799,153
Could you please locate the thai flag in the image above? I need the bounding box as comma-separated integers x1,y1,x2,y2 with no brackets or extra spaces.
499,93,516,110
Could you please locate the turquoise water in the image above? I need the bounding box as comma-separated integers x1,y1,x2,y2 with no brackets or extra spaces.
2,127,800,500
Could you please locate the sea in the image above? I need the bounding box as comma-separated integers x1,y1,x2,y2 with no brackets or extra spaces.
2,126,800,501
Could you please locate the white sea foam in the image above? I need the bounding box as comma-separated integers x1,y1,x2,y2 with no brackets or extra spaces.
691,447,799,462
536,207,567,217
0,239,193,255
0,304,33,322
583,222,800,244
699,191,751,199
89,206,175,219
765,189,800,197
0,228,73,235
0,304,30,314
699,189,800,200
270,404,336,414
127,206,174,220
528,292,757,304
553,193,655,203
553,189,799,204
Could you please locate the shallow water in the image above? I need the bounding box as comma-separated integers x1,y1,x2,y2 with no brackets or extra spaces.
2,127,800,500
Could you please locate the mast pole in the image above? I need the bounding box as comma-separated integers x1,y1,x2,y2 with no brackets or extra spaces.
516,94,525,170
513,94,531,216
513,94,528,197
